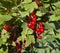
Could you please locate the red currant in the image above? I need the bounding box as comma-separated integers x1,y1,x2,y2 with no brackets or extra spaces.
39,22,43,27
3,25,9,31
18,47,22,51
39,27,44,33
36,28,42,34
38,35,42,39
27,22,35,30
32,15,37,19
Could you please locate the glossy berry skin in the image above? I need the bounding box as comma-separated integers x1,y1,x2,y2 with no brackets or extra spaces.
39,22,43,27
3,25,9,31
32,15,36,19
36,28,42,34
32,15,36,23
39,27,44,33
27,22,35,30
38,35,42,39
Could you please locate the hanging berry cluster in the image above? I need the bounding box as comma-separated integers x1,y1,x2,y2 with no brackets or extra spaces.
3,25,23,53
27,0,44,39
3,0,44,53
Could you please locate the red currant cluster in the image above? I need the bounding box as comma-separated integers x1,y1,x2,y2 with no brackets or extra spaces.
3,25,23,53
3,24,35,53
27,15,44,39
3,24,17,41
2,0,44,53
27,14,37,30
27,0,44,39
36,22,44,34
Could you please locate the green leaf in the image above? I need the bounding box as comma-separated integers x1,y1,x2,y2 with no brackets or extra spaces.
56,49,60,53
1,29,10,44
12,13,17,16
0,38,3,46
26,34,35,46
38,49,45,53
23,0,32,3
21,22,28,35
55,33,60,38
0,14,12,25
46,35,55,42
54,1,60,8
0,48,8,53
19,11,29,17
24,2,38,12
49,15,60,21
17,36,22,41
27,28,33,34
45,48,50,53
36,11,45,16
51,50,56,53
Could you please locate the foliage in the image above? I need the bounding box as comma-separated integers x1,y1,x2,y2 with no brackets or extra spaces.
0,0,60,53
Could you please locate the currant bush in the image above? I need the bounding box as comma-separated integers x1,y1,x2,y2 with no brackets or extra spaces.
0,0,60,53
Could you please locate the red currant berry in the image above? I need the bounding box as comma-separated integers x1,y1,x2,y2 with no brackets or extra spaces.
32,18,36,23
3,25,9,31
39,28,44,33
39,22,43,27
36,28,42,34
18,47,22,51
38,35,42,39
32,15,37,19
27,22,35,29
28,23,32,28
